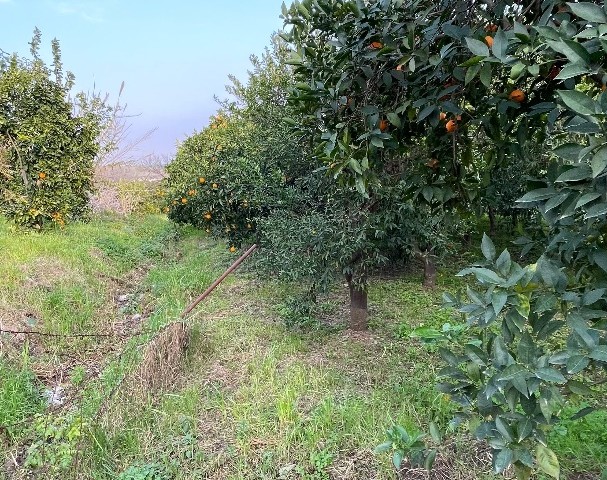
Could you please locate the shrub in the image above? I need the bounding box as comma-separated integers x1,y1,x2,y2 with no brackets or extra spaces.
0,30,99,228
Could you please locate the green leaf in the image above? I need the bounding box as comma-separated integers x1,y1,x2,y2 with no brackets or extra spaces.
417,104,436,122
546,39,590,65
296,3,311,19
555,164,592,182
568,380,594,395
374,442,393,453
567,2,607,23
492,291,508,316
458,267,505,284
424,449,437,471
495,417,514,442
540,395,553,422
480,63,492,88
429,422,442,443
355,176,366,195
593,250,607,272
492,29,508,60
496,250,511,274
589,345,607,362
370,136,384,148
566,355,590,374
285,52,303,66
544,193,571,212
466,344,488,366
465,63,481,85
536,445,560,480
558,90,598,116
393,450,404,469
460,55,484,67
498,364,528,381
510,62,526,81
518,332,536,365
517,188,558,203
535,367,567,384
482,233,496,261
553,143,584,162
348,158,363,175
582,288,605,305
386,112,401,127
494,448,513,474
585,202,607,219
592,145,607,177
493,337,511,366
465,37,489,57
517,417,534,442
576,192,602,208
555,62,592,80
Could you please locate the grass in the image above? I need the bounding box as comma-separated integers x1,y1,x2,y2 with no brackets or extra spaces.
0,215,606,479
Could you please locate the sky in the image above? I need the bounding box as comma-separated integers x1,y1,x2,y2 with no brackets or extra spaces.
0,0,287,160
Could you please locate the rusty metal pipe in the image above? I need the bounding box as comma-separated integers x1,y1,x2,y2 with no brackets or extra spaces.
180,244,258,318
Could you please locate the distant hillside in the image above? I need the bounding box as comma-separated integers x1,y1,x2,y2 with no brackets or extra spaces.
96,164,165,182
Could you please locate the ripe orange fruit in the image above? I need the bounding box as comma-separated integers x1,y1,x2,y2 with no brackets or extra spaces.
439,112,447,121
229,246,236,253
485,36,494,48
485,23,498,33
446,120,458,133
509,89,526,103
204,212,212,220
181,198,187,204
379,119,389,132
188,189,196,196
212,183,218,189
370,41,383,49
38,172,46,179
199,177,206,184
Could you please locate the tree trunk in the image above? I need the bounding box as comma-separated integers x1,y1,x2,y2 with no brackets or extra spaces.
511,211,518,229
423,254,437,289
488,206,496,235
346,274,368,330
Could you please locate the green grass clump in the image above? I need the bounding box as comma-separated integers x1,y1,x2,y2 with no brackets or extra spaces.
0,359,44,436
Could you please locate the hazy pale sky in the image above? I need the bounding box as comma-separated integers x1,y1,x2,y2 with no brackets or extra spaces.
1,0,286,159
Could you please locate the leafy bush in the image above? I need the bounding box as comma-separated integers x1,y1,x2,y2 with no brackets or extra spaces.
0,30,100,228
24,413,86,473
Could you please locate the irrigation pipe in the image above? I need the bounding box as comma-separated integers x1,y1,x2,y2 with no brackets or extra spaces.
180,243,258,318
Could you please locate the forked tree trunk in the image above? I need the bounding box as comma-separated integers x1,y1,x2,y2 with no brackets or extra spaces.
423,254,437,289
346,274,368,330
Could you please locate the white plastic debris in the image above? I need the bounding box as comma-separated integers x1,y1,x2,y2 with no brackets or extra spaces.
43,385,65,406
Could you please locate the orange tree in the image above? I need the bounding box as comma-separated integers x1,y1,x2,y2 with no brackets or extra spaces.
0,31,99,228
438,2,607,478
164,40,297,248
280,0,500,329
284,0,607,477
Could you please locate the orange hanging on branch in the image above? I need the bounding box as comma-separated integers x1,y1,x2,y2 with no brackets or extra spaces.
446,120,458,133
509,89,526,103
